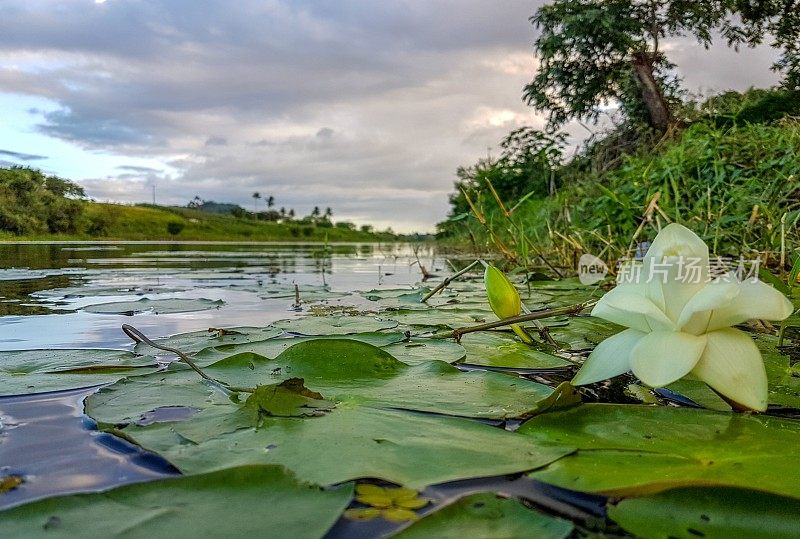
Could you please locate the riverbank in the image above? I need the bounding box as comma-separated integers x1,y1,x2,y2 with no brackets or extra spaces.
0,201,395,243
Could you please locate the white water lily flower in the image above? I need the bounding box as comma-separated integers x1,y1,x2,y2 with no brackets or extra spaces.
572,223,794,411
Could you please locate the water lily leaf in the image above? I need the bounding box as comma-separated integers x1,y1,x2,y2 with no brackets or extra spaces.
0,349,158,397
360,288,431,309
82,298,224,315
344,507,382,520
664,378,732,411
32,284,188,299
545,316,622,350
274,315,398,335
133,326,283,356
113,406,573,489
756,335,800,409
0,465,352,538
393,492,573,539
381,338,466,365
520,404,800,499
459,332,571,369
191,332,408,365
203,339,553,419
244,378,334,422
252,283,347,302
608,487,800,539
386,308,497,329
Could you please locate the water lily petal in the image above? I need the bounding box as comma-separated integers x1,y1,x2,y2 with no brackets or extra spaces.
644,223,709,266
572,328,645,386
592,285,674,332
677,275,741,334
707,279,794,331
691,328,768,411
630,331,707,387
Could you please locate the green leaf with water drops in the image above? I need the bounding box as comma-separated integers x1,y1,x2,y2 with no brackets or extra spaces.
458,331,571,369
0,465,352,538
132,326,283,356
608,487,800,539
520,404,800,499
273,315,398,335
0,348,158,397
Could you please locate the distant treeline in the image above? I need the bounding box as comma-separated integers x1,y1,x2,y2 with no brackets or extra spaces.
0,166,389,240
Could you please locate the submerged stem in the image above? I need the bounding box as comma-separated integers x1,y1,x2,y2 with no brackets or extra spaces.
122,324,256,394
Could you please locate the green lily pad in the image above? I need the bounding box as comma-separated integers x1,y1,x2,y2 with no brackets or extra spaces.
459,332,571,369
113,406,572,489
386,308,496,329
0,348,158,397
381,338,466,365
360,288,431,310
0,465,352,538
519,404,800,499
203,339,553,418
757,334,800,409
274,315,398,335
89,340,554,422
133,326,283,356
244,378,335,421
394,492,573,539
545,316,622,350
32,285,187,299
608,487,800,539
82,298,224,315
191,332,408,366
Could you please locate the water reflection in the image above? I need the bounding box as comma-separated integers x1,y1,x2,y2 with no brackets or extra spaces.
0,242,437,350
0,387,179,510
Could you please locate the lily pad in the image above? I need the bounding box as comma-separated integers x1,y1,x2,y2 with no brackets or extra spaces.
608,487,800,539
0,348,158,396
90,340,554,422
133,326,283,356
545,316,622,350
519,404,800,499
459,332,571,369
394,492,573,539
82,298,224,315
273,315,398,335
381,338,466,365
191,332,409,366
0,465,352,538
203,339,553,418
111,406,573,489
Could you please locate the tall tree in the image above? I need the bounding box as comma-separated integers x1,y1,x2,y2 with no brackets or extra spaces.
524,0,729,133
251,192,260,213
267,195,275,209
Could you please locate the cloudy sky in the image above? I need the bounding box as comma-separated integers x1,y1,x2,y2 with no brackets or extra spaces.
0,1,781,232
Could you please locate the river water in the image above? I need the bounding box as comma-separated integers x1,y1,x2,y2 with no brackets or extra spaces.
0,242,440,509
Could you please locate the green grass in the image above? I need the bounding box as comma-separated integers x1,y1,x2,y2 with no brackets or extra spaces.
442,116,800,270
0,202,392,242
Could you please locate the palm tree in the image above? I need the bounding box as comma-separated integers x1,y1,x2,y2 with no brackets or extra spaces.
267,195,275,209
311,206,321,217
324,207,333,219
252,192,261,213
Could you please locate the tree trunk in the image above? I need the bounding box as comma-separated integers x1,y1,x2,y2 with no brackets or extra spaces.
631,52,670,134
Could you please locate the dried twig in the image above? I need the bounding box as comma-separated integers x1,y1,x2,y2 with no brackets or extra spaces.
450,301,595,341
421,259,481,302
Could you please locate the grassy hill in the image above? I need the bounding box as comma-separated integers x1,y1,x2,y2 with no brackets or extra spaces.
0,168,393,242
0,202,393,242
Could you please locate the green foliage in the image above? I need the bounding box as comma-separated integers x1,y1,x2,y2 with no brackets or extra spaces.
166,220,185,236
444,93,800,269
0,167,85,235
524,0,728,131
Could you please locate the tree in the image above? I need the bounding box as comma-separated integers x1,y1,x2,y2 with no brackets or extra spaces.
324,207,333,219
311,206,321,218
252,192,260,213
267,195,275,209
289,209,295,218
524,0,729,133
